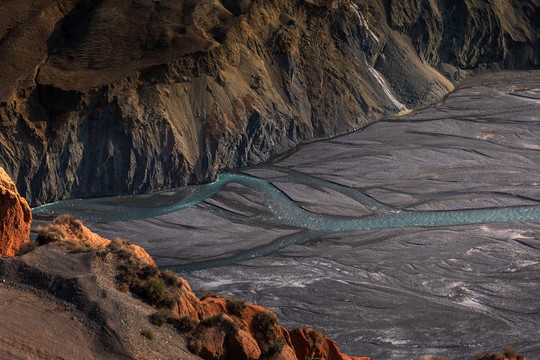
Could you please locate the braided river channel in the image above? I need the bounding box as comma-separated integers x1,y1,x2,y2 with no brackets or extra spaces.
33,71,540,359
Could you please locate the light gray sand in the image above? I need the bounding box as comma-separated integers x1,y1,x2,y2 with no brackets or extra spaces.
33,71,540,359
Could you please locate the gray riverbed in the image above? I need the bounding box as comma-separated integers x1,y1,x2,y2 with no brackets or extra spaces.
33,71,540,359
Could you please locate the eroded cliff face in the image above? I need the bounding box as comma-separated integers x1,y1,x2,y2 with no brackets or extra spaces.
0,0,538,205
0,167,31,257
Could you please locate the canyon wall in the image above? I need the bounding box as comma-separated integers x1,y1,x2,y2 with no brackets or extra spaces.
0,0,538,206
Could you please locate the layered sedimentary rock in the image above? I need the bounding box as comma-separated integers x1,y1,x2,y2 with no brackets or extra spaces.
0,167,31,257
0,0,538,206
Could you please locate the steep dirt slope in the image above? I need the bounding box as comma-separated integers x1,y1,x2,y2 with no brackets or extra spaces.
0,237,372,360
0,0,538,206
0,245,203,360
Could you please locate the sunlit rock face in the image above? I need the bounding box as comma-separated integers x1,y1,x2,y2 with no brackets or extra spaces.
0,167,31,257
0,0,538,206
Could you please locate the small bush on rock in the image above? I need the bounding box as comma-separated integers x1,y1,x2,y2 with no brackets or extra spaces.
112,246,184,309
140,265,160,279
161,269,182,287
168,315,199,332
200,313,224,327
226,296,247,317
36,215,83,245
308,330,323,346
145,278,167,306
62,241,94,253
16,240,38,256
200,290,223,300
149,310,168,326
504,346,518,358
254,311,285,356
141,328,155,340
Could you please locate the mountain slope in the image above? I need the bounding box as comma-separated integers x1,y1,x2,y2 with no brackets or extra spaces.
0,0,538,206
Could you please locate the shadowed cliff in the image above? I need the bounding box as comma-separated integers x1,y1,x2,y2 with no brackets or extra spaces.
0,0,538,206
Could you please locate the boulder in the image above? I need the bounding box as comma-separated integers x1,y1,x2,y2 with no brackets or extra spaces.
226,328,262,360
189,325,227,360
289,327,372,360
275,344,298,360
175,279,208,320
0,168,32,257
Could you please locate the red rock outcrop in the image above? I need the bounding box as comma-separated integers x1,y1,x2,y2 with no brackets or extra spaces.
288,328,367,360
175,291,371,360
476,350,527,360
174,278,209,319
226,328,262,360
37,215,155,265
0,167,32,257
192,324,228,360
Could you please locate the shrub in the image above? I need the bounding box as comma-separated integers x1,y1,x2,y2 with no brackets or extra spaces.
62,241,93,253
266,338,286,356
160,269,182,287
140,265,160,279
36,225,65,245
474,353,484,360
308,330,323,347
141,328,155,340
145,278,167,306
504,346,518,358
107,238,131,253
37,215,84,246
16,240,38,256
149,310,168,326
502,346,525,360
221,316,239,333
188,338,203,354
168,315,199,332
226,296,247,317
53,214,82,229
253,311,284,356
113,252,181,309
201,290,223,300
116,262,139,288
117,282,130,293
158,292,177,309
200,313,224,327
